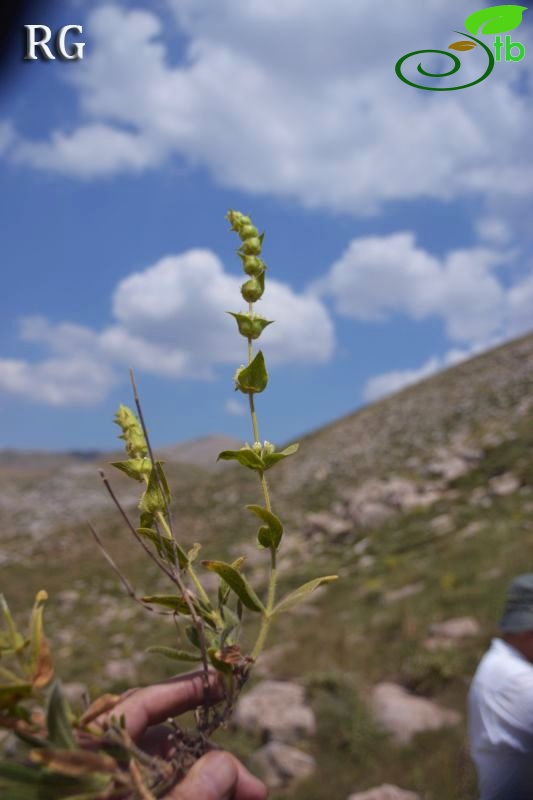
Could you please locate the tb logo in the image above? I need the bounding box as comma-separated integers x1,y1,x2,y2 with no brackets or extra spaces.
24,25,85,61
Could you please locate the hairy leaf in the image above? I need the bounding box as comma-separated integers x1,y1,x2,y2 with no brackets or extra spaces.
30,749,117,777
146,646,201,663
110,458,151,482
137,528,188,568
30,591,53,689
46,682,76,750
235,351,268,394
216,447,264,471
79,694,121,726
246,505,283,549
138,462,171,516
202,561,264,612
262,442,299,470
273,576,338,615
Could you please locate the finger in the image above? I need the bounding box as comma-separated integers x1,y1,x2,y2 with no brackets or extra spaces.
168,751,267,800
110,670,223,741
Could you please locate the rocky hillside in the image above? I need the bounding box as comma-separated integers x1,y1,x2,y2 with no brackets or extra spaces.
1,331,533,800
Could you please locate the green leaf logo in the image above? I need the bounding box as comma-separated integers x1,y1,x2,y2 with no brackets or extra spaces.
465,5,527,35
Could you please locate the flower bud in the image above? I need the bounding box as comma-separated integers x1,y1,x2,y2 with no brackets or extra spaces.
252,442,262,454
241,255,265,277
241,276,265,303
239,237,262,256
240,224,259,240
262,441,275,456
226,209,245,232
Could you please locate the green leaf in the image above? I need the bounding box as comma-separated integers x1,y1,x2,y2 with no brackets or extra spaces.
110,458,151,482
138,462,171,516
146,646,201,663
29,591,53,689
184,625,201,650
273,576,338,615
235,351,268,394
187,543,202,563
141,595,190,613
227,312,273,341
217,447,264,471
137,528,188,568
202,561,264,612
207,647,233,674
0,683,32,710
262,442,299,470
46,682,76,750
465,5,527,35
218,557,246,606
142,595,216,628
246,505,283,549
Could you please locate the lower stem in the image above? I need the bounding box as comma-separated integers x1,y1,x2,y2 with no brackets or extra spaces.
251,548,277,660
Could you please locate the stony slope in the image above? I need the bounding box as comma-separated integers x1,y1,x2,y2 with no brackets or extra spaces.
1,331,532,800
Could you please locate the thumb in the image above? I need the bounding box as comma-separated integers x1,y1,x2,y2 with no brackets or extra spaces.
169,751,239,800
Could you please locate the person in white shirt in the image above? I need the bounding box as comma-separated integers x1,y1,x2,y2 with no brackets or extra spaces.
468,574,533,800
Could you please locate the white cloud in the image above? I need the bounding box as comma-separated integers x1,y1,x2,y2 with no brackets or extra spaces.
0,356,115,406
15,124,161,178
362,345,483,402
313,232,508,344
0,249,334,406
0,121,14,155
475,216,512,246
224,398,247,416
4,2,533,215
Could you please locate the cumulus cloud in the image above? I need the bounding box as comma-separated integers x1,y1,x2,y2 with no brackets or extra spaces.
362,347,479,402
0,249,334,406
224,398,247,416
4,2,533,215
313,232,510,344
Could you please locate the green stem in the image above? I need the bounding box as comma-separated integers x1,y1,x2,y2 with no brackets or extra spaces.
155,512,213,614
251,548,277,660
245,290,277,660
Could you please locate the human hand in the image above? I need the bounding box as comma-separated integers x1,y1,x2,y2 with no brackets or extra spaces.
105,670,267,800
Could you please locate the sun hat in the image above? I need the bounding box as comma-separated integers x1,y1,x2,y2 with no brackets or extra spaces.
499,574,533,633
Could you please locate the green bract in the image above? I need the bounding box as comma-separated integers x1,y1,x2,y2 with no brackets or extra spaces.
234,351,268,394
227,312,273,340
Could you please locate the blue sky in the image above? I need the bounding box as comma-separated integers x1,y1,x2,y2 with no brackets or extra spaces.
1,0,532,451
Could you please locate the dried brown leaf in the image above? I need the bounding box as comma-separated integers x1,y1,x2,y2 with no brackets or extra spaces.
30,747,118,776
79,693,122,726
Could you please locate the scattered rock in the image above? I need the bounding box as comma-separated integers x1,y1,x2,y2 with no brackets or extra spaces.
234,681,315,743
425,452,471,482
347,785,420,800
429,514,454,535
429,616,480,639
62,682,88,707
469,487,492,508
251,741,316,789
254,643,296,678
489,472,520,496
341,477,441,530
425,616,480,649
371,682,461,744
304,512,353,540
458,520,483,539
383,583,424,605
104,658,137,684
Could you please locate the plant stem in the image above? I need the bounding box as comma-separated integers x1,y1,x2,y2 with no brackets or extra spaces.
244,301,277,660
251,547,277,661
